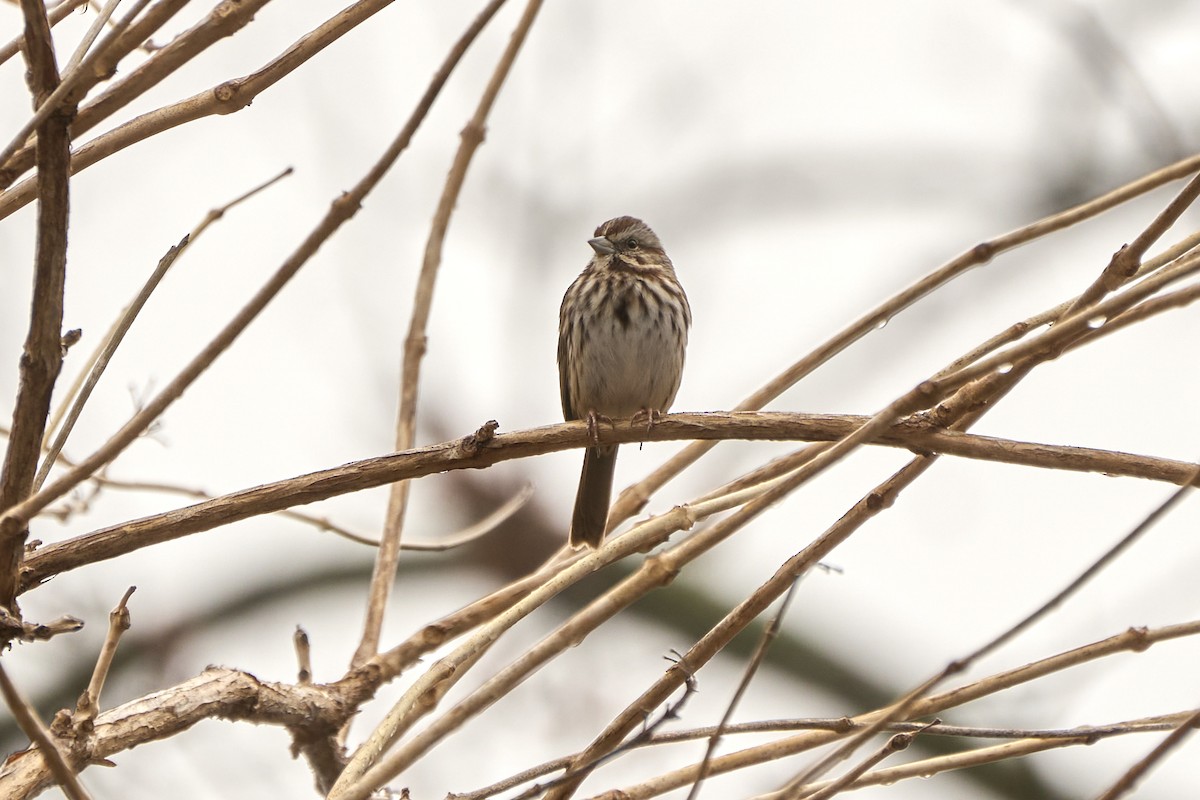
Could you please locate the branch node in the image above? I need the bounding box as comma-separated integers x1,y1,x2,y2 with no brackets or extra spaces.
294,625,312,685
642,554,679,588
461,420,499,455
864,490,888,511
460,121,486,147
50,708,73,737
60,328,82,354
1127,625,1151,652
20,614,85,642
212,79,244,109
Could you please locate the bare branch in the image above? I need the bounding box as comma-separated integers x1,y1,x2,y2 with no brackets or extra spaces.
796,722,936,800
62,0,125,74
73,586,136,727
0,663,92,800
33,237,188,491
0,0,87,68
17,411,1200,592
608,154,1200,529
0,0,253,191
0,0,73,617
1067,169,1200,314
600,623,1200,798
0,666,374,799
352,0,524,666
759,737,1088,799
0,0,156,173
1093,706,1200,800
780,461,1200,792
1,0,501,546
0,0,408,216
37,165,291,492
687,582,800,800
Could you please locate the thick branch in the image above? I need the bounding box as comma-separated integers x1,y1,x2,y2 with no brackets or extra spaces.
0,666,374,799
0,0,73,613
19,412,1198,591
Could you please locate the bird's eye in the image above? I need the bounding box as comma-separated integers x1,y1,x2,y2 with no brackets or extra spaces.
625,237,639,249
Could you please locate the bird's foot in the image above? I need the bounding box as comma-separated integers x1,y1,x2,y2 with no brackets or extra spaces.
585,410,614,446
631,407,664,450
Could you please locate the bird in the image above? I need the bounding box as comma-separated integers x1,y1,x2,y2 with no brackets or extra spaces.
557,216,691,548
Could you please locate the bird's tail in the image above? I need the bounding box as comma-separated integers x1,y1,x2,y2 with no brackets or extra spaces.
570,444,618,548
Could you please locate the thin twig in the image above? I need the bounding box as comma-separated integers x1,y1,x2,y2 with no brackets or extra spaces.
2,0,493,540
656,713,1193,745
1067,169,1200,315
73,585,136,726
926,262,1200,437
606,153,1200,530
104,477,527,551
934,226,1200,378
62,0,123,73
545,258,1200,798
967,472,1198,665
930,165,1200,429
0,0,395,214
756,736,1090,799
687,581,801,800
424,482,534,549
0,663,92,800
766,170,1200,794
0,0,154,172
351,0,523,668
603,623,1200,798
188,166,294,241
33,237,189,491
506,667,699,800
0,0,243,191
801,721,938,800
1093,705,1200,800
37,166,292,490
0,0,87,67
779,464,1200,794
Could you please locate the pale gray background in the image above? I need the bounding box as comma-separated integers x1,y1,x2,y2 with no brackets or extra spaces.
2,1,1199,798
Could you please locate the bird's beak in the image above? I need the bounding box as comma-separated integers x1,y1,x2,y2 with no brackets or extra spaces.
588,236,616,255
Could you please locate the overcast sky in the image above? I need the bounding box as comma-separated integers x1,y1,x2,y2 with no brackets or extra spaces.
2,2,1200,798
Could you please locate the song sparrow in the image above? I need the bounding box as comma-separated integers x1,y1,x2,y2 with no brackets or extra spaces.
558,216,691,548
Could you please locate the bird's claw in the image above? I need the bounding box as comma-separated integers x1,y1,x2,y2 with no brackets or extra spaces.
631,408,664,449
585,411,614,446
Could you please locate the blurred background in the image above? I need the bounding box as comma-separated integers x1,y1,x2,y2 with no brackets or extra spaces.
2,1,1200,797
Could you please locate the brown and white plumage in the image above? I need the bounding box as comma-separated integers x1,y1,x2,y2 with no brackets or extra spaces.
558,216,691,548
